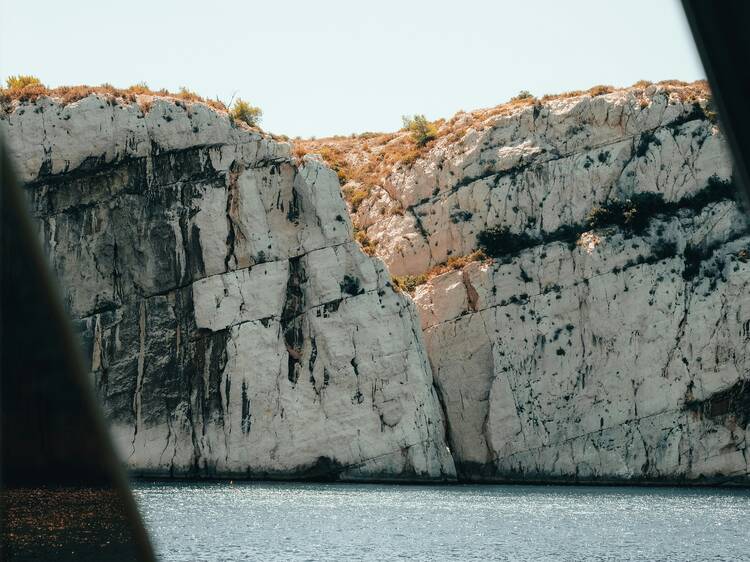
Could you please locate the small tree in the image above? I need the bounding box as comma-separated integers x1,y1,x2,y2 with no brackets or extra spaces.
511,90,533,101
5,75,42,90
477,226,536,260
230,98,262,127
402,114,437,147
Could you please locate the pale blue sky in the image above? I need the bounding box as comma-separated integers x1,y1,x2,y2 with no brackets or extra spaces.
1,0,704,138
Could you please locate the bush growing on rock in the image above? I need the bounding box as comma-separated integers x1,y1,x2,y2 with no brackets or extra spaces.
230,98,262,127
347,186,370,212
511,90,533,102
586,193,666,235
319,145,349,184
127,82,151,95
402,114,437,147
587,84,615,96
393,274,428,294
354,228,378,255
682,243,714,280
177,86,201,102
0,79,234,111
477,226,537,260
683,175,735,211
5,75,42,90
340,275,362,296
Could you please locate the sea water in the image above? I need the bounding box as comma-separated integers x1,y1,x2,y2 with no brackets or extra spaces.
132,481,750,561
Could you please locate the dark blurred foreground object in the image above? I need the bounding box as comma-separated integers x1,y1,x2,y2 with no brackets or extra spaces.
0,140,155,560
682,0,750,207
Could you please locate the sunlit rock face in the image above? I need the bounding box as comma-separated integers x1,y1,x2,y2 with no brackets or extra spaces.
353,83,750,484
356,85,731,277
1,94,455,481
5,82,748,486
415,204,750,483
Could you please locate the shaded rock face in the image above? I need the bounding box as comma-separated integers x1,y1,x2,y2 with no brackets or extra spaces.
390,86,749,484
2,95,455,481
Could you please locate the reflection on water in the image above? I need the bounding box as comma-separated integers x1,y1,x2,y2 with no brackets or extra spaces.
133,481,750,561
1,487,142,561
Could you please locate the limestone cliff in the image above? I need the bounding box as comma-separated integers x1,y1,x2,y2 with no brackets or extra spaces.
5,80,749,485
1,93,455,480
307,81,750,484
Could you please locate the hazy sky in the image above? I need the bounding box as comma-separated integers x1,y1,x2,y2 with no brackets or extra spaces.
1,0,704,138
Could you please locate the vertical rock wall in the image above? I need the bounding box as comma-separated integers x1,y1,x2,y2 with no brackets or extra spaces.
5,82,748,485
344,83,750,484
1,94,455,480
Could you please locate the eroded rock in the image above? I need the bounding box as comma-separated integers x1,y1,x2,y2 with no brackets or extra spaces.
2,94,455,481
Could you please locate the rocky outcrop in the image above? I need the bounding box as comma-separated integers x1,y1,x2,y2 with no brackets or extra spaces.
5,80,748,486
353,83,730,276
1,94,455,481
416,202,750,483
313,81,750,484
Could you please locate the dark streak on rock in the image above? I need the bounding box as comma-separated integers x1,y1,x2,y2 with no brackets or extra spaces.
281,257,306,385
241,380,251,434
685,380,750,429
224,161,243,271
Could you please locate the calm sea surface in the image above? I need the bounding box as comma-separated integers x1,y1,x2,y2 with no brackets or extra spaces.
132,481,750,561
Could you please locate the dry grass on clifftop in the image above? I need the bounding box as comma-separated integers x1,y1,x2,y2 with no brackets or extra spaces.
0,78,272,134
0,80,230,113
295,79,713,288
295,80,712,217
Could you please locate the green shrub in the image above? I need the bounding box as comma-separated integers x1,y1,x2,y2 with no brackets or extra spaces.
511,90,533,102
682,175,735,211
5,75,42,90
625,193,668,232
354,227,377,255
586,204,619,229
636,131,661,157
652,239,678,261
230,98,262,127
477,226,537,260
682,244,711,280
347,186,370,212
402,114,437,147
340,275,362,296
471,178,734,266
586,193,667,235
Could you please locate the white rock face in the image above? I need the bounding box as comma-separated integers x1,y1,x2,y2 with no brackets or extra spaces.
416,203,750,483
2,94,455,481
6,82,747,486
355,86,731,277
380,84,748,484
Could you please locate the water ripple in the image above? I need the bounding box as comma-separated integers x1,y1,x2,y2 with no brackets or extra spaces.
132,482,750,561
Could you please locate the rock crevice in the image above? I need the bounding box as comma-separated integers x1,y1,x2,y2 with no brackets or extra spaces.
2,93,455,481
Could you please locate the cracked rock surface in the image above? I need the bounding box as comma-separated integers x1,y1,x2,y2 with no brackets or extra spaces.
2,94,455,481
355,84,731,277
5,82,748,486
389,84,749,484
416,204,750,483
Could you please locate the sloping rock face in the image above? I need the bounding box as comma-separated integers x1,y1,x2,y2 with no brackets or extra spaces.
355,84,731,276
347,83,750,484
1,94,455,480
